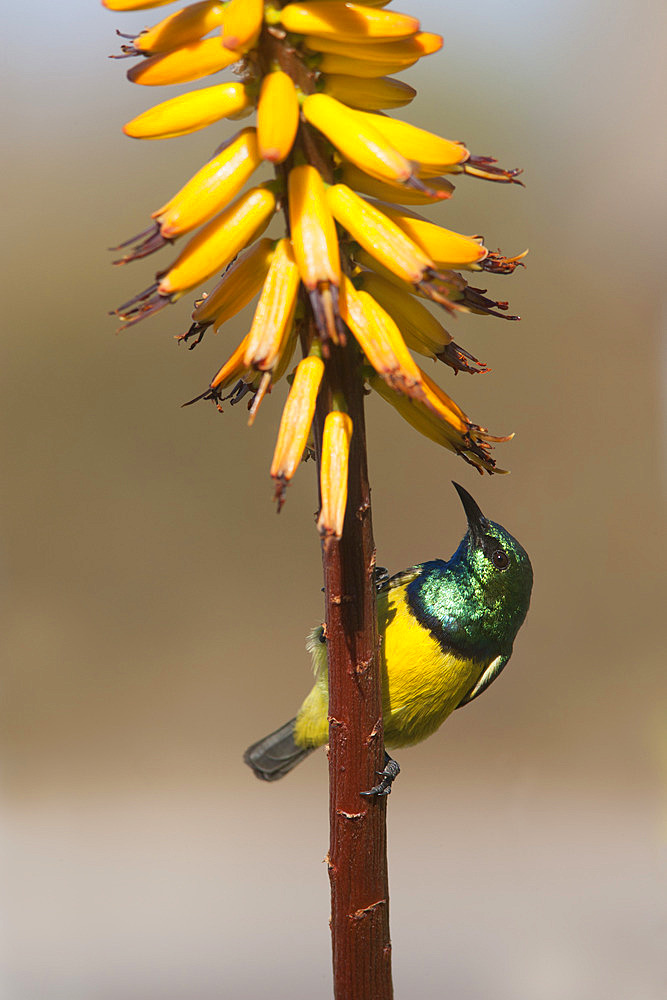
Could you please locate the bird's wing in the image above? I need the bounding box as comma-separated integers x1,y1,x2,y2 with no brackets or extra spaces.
456,654,509,708
376,565,424,593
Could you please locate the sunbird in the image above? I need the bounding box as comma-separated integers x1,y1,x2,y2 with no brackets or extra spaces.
244,483,533,794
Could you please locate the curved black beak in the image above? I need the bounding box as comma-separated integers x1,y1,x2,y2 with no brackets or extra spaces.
452,482,488,545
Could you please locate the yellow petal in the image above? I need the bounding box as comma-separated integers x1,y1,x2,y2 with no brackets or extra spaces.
270,355,325,503
288,165,341,291
317,52,418,77
317,411,353,538
339,163,454,204
327,184,434,284
131,2,226,55
127,37,239,86
210,334,252,390
123,83,251,139
302,93,412,184
377,204,488,270
281,2,419,41
321,74,416,110
351,111,469,172
356,271,451,356
190,237,275,329
221,0,264,52
153,128,261,237
305,31,441,60
339,276,423,396
158,186,276,296
103,0,175,9
243,239,301,371
257,71,300,163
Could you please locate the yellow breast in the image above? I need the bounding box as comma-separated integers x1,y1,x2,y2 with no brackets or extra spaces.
379,587,484,747
294,585,487,751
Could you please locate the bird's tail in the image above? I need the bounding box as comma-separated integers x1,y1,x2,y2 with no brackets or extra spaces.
243,718,315,782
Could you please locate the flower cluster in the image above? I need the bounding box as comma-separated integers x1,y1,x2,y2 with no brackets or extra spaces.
106,0,524,535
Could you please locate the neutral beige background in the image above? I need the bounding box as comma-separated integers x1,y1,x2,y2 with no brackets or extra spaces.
2,1,665,997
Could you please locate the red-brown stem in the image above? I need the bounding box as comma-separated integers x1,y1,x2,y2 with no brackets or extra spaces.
314,342,394,1000
259,22,394,998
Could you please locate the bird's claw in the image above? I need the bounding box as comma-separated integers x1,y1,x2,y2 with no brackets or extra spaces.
360,755,400,797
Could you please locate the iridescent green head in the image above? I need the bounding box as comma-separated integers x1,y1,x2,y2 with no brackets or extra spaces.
452,482,533,644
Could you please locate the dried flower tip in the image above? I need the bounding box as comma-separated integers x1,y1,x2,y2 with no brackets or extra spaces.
281,2,420,42
481,250,528,274
317,411,353,539
461,156,524,185
437,343,489,376
257,72,300,163
270,356,325,509
127,38,239,87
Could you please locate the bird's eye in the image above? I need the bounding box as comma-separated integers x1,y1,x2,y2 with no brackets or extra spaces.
491,548,509,570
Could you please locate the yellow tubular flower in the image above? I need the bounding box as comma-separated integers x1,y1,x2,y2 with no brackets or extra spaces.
122,83,251,140
356,271,488,374
369,372,501,473
317,411,353,539
339,276,424,397
351,111,469,173
129,2,226,55
302,94,413,184
126,38,239,86
376,204,488,270
356,271,451,356
304,32,441,61
159,186,276,297
339,164,454,204
321,74,416,111
152,128,261,238
257,72,300,163
270,355,325,506
288,165,341,341
317,52,419,77
280,2,420,41
188,237,275,331
327,185,434,285
243,239,301,372
210,335,253,390
103,0,174,9
221,0,264,52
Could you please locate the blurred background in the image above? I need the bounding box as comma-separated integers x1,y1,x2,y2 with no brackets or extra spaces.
2,1,666,997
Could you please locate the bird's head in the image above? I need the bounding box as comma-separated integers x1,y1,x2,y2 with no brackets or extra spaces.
453,482,533,634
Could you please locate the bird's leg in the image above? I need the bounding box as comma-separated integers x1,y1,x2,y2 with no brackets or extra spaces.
360,751,401,797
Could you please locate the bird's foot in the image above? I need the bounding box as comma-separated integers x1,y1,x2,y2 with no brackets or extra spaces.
360,752,400,797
